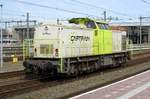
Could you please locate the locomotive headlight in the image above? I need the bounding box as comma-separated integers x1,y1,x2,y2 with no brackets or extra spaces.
55,49,59,56
34,48,37,56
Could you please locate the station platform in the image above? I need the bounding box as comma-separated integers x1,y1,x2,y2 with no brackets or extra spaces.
71,70,150,99
0,61,24,73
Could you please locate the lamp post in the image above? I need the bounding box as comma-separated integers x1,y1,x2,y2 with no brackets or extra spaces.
0,4,3,68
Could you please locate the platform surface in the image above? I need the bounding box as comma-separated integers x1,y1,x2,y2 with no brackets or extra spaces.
0,61,24,73
71,70,150,99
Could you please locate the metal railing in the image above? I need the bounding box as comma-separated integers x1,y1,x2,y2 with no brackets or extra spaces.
23,39,34,59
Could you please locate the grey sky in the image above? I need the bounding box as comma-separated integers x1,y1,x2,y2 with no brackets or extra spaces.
1,0,150,22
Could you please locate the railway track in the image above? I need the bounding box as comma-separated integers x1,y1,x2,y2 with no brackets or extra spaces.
0,70,24,79
0,77,58,98
0,52,150,98
0,73,72,98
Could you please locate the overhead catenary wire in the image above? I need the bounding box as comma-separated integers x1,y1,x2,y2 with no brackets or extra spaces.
56,0,102,15
6,0,141,21
6,0,138,21
141,0,150,5
69,0,133,18
12,0,102,19
5,7,57,20
4,9,60,21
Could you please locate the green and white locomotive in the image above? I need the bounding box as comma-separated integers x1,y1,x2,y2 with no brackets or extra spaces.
23,18,130,76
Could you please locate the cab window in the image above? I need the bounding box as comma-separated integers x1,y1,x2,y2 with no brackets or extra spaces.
97,23,109,30
85,21,96,29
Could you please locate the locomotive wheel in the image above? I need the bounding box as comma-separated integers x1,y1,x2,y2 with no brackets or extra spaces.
50,68,57,76
78,65,82,75
112,58,120,67
68,65,79,76
122,57,127,67
24,68,32,74
33,66,40,75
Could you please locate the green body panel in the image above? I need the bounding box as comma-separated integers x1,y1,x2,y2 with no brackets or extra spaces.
93,29,112,55
103,30,112,54
93,29,100,55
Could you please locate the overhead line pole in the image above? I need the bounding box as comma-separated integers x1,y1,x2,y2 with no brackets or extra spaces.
139,16,150,48
103,11,106,21
0,4,3,68
139,16,142,47
26,12,30,58
26,12,29,39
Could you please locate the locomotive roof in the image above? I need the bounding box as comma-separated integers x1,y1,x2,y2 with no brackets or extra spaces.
69,17,108,24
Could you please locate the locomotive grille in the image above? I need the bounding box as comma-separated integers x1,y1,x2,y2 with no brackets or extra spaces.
122,35,126,50
40,44,53,55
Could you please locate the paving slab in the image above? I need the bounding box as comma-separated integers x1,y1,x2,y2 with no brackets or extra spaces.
71,70,150,99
